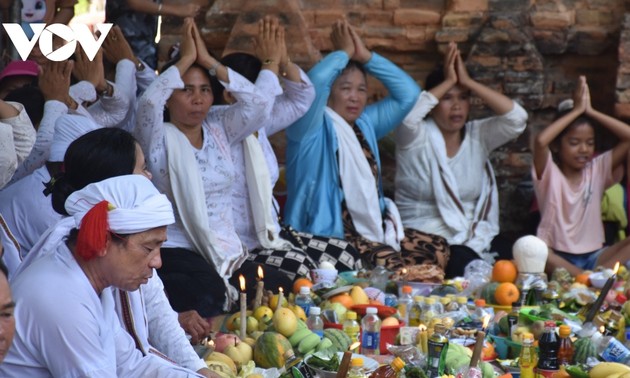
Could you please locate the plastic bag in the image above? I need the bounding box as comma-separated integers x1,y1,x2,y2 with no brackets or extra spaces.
461,260,493,298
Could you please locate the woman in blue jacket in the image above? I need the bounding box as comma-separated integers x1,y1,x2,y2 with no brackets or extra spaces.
285,20,449,271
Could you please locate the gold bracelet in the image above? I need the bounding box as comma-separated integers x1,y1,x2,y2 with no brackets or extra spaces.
262,59,275,66
157,3,163,15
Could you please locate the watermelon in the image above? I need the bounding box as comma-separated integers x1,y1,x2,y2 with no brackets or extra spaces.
253,332,293,368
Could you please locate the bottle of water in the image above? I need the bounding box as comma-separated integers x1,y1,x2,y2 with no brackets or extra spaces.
370,258,390,292
591,330,630,363
361,307,381,356
397,285,413,325
343,311,361,344
295,286,313,317
306,306,324,338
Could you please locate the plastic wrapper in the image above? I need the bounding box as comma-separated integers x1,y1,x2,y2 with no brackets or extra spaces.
461,260,493,298
385,343,426,368
515,272,548,305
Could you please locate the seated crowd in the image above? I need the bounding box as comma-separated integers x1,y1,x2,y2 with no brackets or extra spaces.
1,14,630,376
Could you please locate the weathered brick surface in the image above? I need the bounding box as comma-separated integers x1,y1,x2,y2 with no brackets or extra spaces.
158,0,629,236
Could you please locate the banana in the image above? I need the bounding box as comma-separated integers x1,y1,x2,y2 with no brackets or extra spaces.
289,328,313,347
317,337,334,352
589,362,630,378
298,333,322,354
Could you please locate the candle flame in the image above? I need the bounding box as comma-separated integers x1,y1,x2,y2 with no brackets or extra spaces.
482,315,490,329
207,339,215,348
239,275,246,291
279,287,284,294
613,262,620,274
418,324,427,331
402,268,407,275
599,326,605,334
349,341,361,351
257,265,264,280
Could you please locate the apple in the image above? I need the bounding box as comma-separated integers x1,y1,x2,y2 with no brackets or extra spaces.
235,341,253,361
214,333,240,353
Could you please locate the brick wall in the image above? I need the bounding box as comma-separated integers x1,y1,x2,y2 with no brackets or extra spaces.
160,0,630,238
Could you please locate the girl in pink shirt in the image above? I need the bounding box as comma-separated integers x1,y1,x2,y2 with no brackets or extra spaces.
533,76,630,276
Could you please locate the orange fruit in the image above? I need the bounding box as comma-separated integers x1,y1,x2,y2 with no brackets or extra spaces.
482,342,496,360
292,277,313,294
492,260,518,283
574,273,591,286
494,282,520,306
330,293,354,309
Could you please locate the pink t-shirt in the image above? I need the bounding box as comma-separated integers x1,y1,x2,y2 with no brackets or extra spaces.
533,151,614,254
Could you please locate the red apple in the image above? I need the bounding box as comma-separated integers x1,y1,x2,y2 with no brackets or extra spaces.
213,332,240,353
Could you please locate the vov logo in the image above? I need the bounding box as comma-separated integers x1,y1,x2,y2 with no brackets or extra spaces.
2,23,113,61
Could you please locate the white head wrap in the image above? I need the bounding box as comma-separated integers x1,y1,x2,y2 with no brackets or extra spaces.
13,175,174,279
48,114,100,162
66,175,174,234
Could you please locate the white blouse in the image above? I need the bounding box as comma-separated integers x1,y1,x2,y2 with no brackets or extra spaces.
0,102,35,188
135,66,272,256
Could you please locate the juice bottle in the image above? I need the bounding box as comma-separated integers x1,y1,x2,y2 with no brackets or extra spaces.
398,285,413,325
536,321,559,378
408,296,424,326
520,332,537,378
343,311,361,344
369,357,405,378
557,325,574,366
347,358,368,378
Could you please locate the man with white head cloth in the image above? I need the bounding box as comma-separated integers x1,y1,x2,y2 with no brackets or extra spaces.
0,175,204,377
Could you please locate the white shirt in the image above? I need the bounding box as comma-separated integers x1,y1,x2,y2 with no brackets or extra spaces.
0,243,201,377
114,273,207,372
135,66,271,255
0,102,36,188
0,166,61,259
395,91,528,248
228,69,315,249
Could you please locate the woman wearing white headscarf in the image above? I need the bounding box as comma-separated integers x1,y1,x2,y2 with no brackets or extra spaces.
1,175,203,377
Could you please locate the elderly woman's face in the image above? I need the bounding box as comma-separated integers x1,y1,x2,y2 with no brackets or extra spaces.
166,66,213,129
328,67,368,125
0,272,15,363
108,226,167,291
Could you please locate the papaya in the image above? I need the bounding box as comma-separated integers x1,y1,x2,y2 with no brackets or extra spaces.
253,332,293,368
481,282,499,305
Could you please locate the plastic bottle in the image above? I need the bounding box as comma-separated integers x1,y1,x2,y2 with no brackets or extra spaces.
397,286,413,325
420,297,438,326
343,311,361,344
507,303,521,339
408,296,424,326
370,258,390,292
426,323,448,378
604,311,622,338
306,306,324,338
347,357,368,378
295,286,313,317
557,325,574,366
519,332,537,378
608,293,627,312
438,297,450,314
368,356,405,378
591,330,630,363
536,321,559,377
361,307,381,356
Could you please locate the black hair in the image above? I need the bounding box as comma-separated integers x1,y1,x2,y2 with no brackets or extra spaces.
425,66,444,91
341,60,366,79
213,52,262,105
159,54,217,122
549,102,597,157
49,128,138,215
0,258,7,279
5,85,45,127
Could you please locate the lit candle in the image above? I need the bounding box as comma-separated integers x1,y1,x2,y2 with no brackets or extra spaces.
349,341,361,352
277,287,285,309
254,266,265,309
239,274,247,340
585,262,619,323
417,324,428,355
469,315,490,369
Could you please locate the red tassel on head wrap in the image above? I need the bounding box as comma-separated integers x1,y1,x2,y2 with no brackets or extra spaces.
76,200,110,260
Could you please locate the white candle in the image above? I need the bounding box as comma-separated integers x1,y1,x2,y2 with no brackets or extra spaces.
254,266,264,309
239,275,247,340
